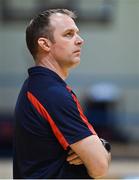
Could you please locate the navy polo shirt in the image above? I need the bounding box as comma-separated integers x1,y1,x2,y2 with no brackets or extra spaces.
13,66,96,179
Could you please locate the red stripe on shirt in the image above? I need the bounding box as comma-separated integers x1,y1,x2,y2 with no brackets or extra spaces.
27,91,69,150
66,86,97,135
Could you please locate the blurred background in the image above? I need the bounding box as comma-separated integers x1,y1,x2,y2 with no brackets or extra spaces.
0,0,139,178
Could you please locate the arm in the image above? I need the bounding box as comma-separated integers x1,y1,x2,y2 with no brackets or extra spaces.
36,87,110,177
70,135,111,178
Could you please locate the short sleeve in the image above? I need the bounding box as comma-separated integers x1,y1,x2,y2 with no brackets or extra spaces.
27,86,96,150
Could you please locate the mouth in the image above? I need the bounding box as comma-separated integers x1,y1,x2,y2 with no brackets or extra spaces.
73,50,81,53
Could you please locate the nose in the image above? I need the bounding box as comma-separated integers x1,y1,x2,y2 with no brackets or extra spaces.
75,35,84,46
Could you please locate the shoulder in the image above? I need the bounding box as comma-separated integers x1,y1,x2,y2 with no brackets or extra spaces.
45,85,72,105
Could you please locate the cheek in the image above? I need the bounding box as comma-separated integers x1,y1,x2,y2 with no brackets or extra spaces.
53,42,63,50
54,44,70,55
51,45,66,60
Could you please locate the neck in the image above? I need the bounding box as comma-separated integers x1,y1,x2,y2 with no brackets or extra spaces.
35,56,69,80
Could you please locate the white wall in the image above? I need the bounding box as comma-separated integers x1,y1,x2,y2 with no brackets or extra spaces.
0,0,138,118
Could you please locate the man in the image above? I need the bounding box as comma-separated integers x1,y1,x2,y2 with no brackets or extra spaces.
13,9,111,179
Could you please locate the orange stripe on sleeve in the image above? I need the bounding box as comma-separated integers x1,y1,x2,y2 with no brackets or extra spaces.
66,86,97,135
27,91,69,150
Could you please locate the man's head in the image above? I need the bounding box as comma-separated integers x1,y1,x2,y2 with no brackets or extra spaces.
26,9,76,58
26,9,84,69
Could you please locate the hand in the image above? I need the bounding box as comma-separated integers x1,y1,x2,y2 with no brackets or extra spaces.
66,149,83,165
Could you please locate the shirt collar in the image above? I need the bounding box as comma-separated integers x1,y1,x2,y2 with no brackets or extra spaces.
28,66,66,86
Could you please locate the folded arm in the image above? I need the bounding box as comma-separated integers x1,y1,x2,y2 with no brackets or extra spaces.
69,135,111,178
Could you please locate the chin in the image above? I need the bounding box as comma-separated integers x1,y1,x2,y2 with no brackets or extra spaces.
75,57,81,64
70,59,80,68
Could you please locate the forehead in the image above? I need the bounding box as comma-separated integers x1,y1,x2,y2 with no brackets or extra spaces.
50,13,79,32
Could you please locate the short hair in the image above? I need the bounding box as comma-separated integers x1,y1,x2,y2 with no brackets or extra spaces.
26,9,76,59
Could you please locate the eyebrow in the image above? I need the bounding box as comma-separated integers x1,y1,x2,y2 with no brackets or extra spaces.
64,28,79,34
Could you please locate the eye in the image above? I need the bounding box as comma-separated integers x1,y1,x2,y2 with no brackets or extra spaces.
65,32,74,38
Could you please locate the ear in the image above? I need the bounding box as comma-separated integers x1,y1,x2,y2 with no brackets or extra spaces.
38,38,51,52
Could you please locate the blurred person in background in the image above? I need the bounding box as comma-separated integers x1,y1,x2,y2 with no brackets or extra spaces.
13,8,111,179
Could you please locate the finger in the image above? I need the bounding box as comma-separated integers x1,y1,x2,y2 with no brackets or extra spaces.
67,153,78,161
68,157,82,164
69,158,83,165
70,160,83,165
